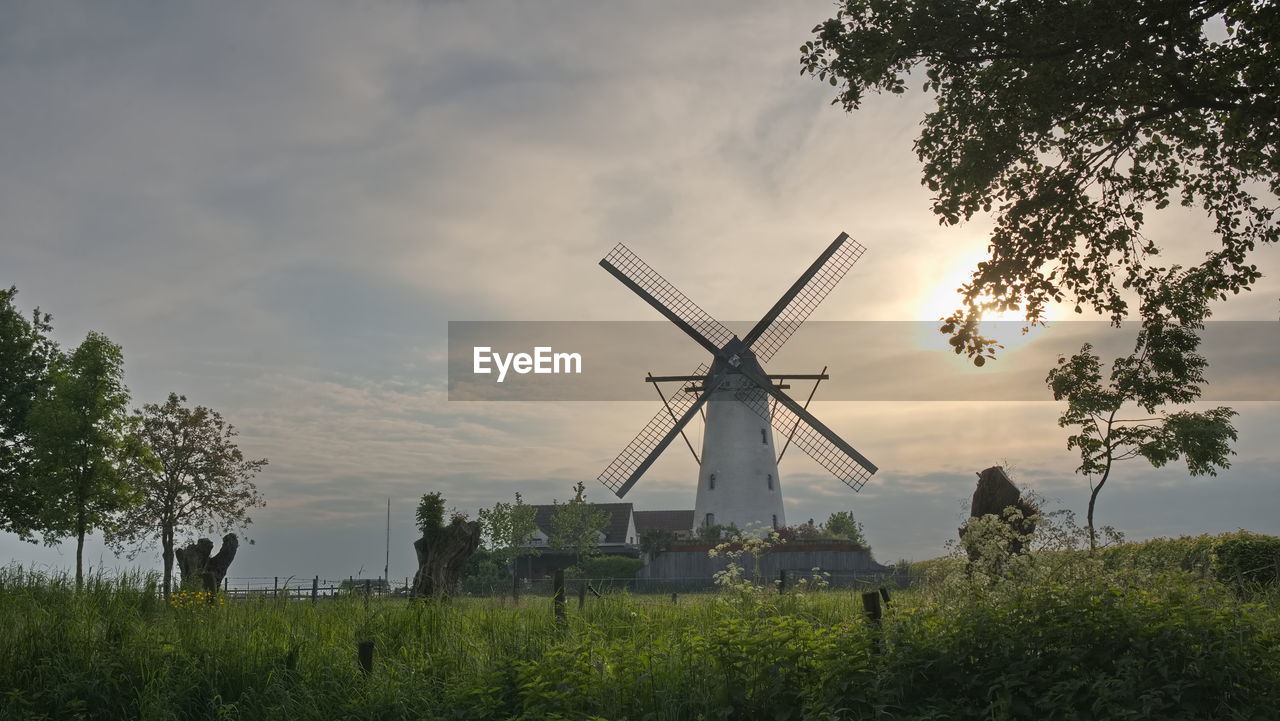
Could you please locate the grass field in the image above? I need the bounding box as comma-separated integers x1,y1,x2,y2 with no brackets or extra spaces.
3,541,1279,721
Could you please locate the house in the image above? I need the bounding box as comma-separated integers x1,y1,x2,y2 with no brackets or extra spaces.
516,503,694,578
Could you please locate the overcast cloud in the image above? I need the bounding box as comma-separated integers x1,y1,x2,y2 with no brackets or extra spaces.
2,0,1277,582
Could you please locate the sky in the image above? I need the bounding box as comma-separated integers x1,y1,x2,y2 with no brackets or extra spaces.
2,0,1277,585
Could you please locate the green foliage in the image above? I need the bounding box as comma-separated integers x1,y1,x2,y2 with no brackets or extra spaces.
2,563,1277,720
415,492,445,540
803,1,1278,364
573,555,644,580
638,527,675,560
1211,531,1280,588
822,510,869,547
478,492,538,570
1047,318,1237,547
107,393,267,597
0,286,57,539
461,547,510,591
26,331,151,586
548,481,610,566
1100,534,1218,576
693,522,739,544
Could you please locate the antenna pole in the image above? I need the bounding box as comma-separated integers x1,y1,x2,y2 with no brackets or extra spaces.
777,366,826,464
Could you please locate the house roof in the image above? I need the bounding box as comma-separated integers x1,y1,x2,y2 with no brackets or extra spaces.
530,502,634,544
633,510,695,536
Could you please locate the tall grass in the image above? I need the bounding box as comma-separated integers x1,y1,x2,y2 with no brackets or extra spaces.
2,559,1278,720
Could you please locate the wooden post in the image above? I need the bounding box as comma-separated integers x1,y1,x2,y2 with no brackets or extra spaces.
552,569,566,627
512,568,520,605
670,592,677,605
862,591,882,623
357,639,375,675
311,576,319,605
578,583,587,610
879,586,892,605
778,569,787,593
862,590,883,654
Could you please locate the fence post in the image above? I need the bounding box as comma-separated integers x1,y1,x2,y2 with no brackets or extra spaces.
274,576,279,599
862,590,883,654
357,639,375,675
224,577,228,592
512,570,520,605
578,583,587,610
552,570,566,627
311,576,319,605
778,569,787,593
879,586,892,605
671,592,678,605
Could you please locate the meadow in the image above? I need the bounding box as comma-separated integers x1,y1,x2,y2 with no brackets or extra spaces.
3,535,1279,721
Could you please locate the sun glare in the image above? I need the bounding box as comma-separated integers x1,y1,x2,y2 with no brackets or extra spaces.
914,247,1058,359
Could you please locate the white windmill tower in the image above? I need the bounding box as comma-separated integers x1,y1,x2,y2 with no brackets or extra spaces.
596,233,877,534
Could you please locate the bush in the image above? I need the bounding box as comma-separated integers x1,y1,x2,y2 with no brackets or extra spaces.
1100,534,1217,576
1212,531,1280,588
573,556,644,580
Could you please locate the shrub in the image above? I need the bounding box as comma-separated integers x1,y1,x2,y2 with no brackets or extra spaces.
1212,531,1280,588
1100,534,1217,576
573,555,644,580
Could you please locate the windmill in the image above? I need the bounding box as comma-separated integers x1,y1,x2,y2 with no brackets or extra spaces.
597,232,877,533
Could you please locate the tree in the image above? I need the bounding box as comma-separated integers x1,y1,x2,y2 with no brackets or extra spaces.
0,287,57,539
106,393,267,597
803,1,1277,364
1047,311,1237,550
26,332,150,587
548,481,610,568
822,510,870,548
478,492,539,574
639,527,676,561
411,493,481,598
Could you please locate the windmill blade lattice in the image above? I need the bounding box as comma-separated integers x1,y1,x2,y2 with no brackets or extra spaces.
602,244,736,350
598,363,710,496
734,385,874,491
749,237,866,363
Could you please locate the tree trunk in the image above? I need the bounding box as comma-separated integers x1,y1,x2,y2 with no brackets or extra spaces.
75,483,86,590
412,520,481,599
75,524,85,590
174,534,239,593
1086,470,1110,552
161,524,175,598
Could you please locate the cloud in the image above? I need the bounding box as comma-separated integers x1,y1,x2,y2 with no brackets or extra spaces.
2,0,1277,579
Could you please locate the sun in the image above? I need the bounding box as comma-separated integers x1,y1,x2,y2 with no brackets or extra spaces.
914,246,1058,357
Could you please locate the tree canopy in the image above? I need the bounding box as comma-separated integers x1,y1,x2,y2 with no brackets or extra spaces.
803,0,1278,362
1047,314,1237,548
549,481,610,567
107,393,267,597
27,331,150,586
478,492,538,571
0,287,57,538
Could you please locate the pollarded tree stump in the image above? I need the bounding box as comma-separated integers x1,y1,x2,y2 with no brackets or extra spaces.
175,533,239,593
412,519,481,599
959,466,1039,559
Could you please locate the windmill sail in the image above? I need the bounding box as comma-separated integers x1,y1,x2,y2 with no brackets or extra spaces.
735,383,875,491
743,233,866,363
600,244,736,354
598,364,711,497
